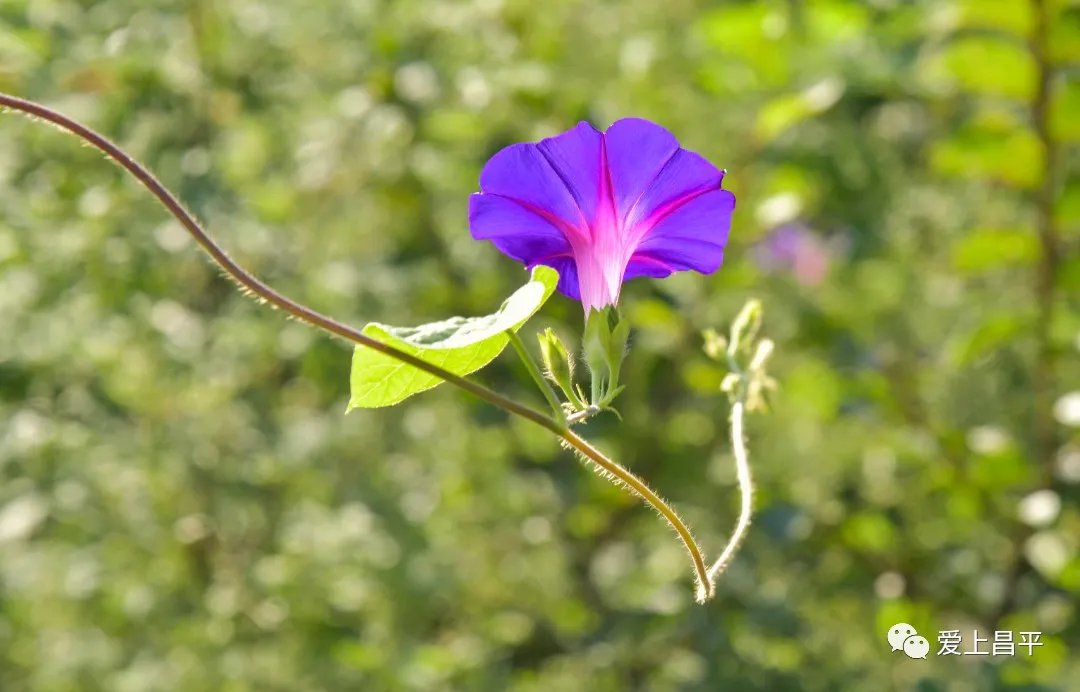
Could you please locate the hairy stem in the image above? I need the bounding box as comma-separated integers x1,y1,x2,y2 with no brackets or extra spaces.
0,93,553,433
0,91,718,602
507,330,565,423
706,400,754,585
561,428,713,602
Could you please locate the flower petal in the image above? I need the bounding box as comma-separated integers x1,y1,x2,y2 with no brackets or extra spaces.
468,193,572,265
602,118,680,225
623,255,675,281
632,189,735,275
627,149,724,231
528,254,580,300
478,142,586,236
536,122,604,225
469,118,735,311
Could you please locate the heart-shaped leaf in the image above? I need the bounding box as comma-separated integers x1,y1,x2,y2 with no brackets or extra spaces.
348,265,559,409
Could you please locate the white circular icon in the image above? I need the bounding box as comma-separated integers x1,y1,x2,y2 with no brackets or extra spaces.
887,622,917,652
903,635,930,659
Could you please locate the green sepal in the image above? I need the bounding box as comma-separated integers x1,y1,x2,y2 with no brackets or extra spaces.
582,306,629,407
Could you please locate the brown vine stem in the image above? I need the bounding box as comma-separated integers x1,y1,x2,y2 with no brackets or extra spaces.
992,0,1062,629
1029,0,1060,481
0,91,716,602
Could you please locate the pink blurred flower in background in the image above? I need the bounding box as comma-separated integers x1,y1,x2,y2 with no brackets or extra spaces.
752,223,840,286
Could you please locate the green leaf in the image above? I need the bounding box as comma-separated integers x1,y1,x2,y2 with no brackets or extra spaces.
1056,179,1080,228
842,512,897,554
1049,7,1080,63
755,78,845,142
695,4,791,88
1051,78,1080,143
950,228,1038,274
970,447,1032,490
954,0,1032,36
347,266,559,409
948,314,1026,366
924,36,1035,100
783,359,842,421
805,0,870,43
930,126,1042,188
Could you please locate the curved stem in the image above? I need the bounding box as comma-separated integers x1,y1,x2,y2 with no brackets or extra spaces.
706,400,754,586
0,91,716,601
506,330,565,423
561,428,712,602
0,91,551,432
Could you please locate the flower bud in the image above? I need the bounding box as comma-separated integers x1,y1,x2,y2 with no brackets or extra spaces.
729,299,763,354
537,328,583,409
702,328,727,361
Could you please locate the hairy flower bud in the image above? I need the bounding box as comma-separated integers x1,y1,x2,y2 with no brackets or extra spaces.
538,328,584,409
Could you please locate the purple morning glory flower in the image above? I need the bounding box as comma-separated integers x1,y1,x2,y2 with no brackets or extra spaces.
469,118,735,313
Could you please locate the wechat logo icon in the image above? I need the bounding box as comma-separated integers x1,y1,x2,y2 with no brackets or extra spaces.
888,623,929,660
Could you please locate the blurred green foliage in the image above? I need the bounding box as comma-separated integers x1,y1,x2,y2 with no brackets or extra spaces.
1,0,1078,689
